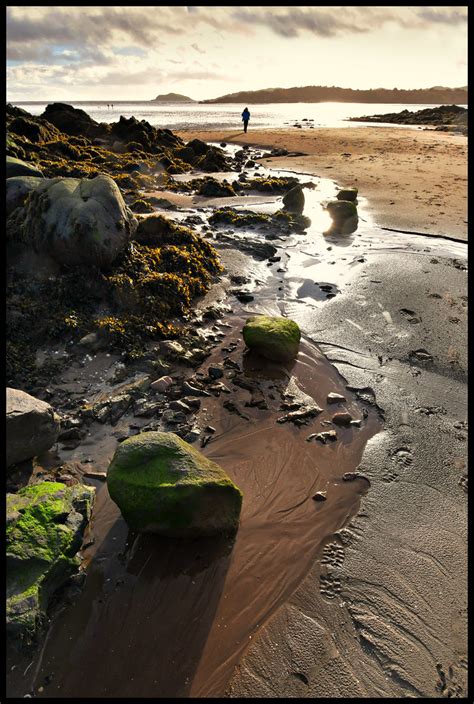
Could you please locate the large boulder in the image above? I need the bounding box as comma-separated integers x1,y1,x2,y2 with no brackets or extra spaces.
242,315,301,362
107,431,243,537
282,184,305,212
6,156,43,179
7,481,95,639
6,176,44,216
7,388,61,467
8,174,137,268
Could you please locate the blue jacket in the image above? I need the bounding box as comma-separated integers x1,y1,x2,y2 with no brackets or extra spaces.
242,109,250,121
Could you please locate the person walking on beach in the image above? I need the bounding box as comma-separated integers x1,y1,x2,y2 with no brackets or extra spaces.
242,107,250,133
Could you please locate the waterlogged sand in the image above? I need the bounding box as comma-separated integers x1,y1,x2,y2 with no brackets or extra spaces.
178,126,467,241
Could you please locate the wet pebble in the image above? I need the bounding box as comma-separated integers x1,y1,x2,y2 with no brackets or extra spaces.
208,366,224,380
312,491,327,502
332,412,353,426
327,392,346,404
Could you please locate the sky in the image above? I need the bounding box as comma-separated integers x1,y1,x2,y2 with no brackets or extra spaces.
6,6,468,102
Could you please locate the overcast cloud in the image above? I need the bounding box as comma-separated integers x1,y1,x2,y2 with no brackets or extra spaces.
6,6,468,101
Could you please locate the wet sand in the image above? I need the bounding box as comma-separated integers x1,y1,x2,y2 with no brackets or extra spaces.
177,126,467,241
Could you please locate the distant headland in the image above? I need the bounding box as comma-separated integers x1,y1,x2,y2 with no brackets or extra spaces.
200,84,467,105
151,93,196,103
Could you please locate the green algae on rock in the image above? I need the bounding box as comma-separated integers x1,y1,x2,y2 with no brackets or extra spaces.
107,431,243,537
6,481,95,641
242,315,301,362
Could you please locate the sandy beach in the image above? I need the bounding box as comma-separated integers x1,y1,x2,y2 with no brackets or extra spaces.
177,126,467,241
7,106,467,699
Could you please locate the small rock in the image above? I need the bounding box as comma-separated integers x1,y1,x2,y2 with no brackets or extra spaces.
150,376,173,393
316,430,337,443
182,381,211,397
342,472,358,481
332,412,353,426
327,392,346,404
205,425,216,433
169,400,192,413
208,366,224,380
312,491,327,502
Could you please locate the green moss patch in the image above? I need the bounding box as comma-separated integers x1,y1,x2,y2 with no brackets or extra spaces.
243,315,301,362
7,481,95,640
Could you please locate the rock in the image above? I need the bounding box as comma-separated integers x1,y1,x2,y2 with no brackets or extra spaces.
243,315,301,362
282,185,305,213
342,472,359,481
327,392,346,404
208,366,224,380
6,176,44,216
6,481,95,638
332,412,353,426
315,430,337,443
168,400,192,414
160,340,186,358
325,199,358,235
7,388,61,467
6,156,43,179
182,381,211,397
197,177,236,197
41,102,106,138
312,491,327,501
150,375,173,393
336,187,358,202
277,405,323,425
107,431,243,536
186,138,210,157
8,175,136,268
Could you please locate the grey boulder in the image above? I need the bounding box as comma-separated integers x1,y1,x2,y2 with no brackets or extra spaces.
6,156,43,179
7,388,61,466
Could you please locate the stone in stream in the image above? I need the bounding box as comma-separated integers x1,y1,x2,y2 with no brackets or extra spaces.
107,431,243,536
242,315,301,362
283,185,305,213
336,187,358,202
6,481,95,638
332,411,354,426
7,388,61,467
327,392,346,404
325,199,358,235
312,491,327,502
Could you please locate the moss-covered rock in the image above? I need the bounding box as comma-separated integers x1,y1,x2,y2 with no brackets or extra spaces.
336,187,358,202
6,481,95,640
107,431,242,536
242,315,301,362
8,174,137,268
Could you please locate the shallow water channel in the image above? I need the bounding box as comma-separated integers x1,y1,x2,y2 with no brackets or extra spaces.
7,144,466,698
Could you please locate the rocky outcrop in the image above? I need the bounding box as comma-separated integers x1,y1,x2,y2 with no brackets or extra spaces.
8,116,61,144
107,431,243,536
242,315,301,362
8,174,137,268
110,115,184,152
41,102,107,138
6,156,43,179
7,388,61,467
6,481,95,639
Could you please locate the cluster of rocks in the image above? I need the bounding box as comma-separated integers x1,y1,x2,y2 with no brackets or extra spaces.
324,186,359,235
348,104,467,135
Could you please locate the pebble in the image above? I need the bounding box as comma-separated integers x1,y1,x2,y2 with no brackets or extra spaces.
182,381,211,397
316,430,337,443
205,425,216,433
327,392,346,404
312,491,327,502
208,366,224,380
342,472,359,481
150,376,173,393
332,411,353,426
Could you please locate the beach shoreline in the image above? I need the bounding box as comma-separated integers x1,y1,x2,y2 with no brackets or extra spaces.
177,126,467,241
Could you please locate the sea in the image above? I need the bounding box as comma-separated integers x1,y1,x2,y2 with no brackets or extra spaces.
9,101,466,131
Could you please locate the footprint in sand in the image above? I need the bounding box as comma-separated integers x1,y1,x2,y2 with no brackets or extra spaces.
319,538,345,600
399,308,421,324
